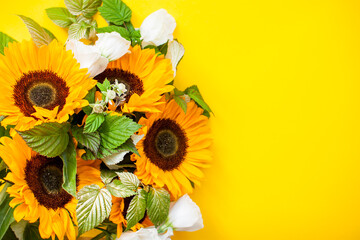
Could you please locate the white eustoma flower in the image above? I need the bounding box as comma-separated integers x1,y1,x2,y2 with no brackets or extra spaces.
66,32,130,77
158,228,173,240
95,32,131,61
66,40,108,78
168,194,204,232
165,40,185,77
117,227,160,240
140,9,176,47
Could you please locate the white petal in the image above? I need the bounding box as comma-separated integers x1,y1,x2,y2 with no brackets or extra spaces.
117,227,161,240
165,40,185,77
140,9,176,46
95,32,131,61
66,39,108,77
168,194,204,232
158,228,173,240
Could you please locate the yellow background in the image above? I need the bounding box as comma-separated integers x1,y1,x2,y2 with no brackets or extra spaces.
1,0,360,239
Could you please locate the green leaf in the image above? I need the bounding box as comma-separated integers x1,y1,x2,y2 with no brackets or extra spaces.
99,0,132,25
46,7,76,28
0,195,15,240
18,122,70,158
106,179,136,198
2,228,17,240
60,136,77,197
23,221,51,240
97,79,111,92
0,32,17,55
18,15,55,47
0,182,10,206
146,188,170,226
100,169,117,185
83,87,96,115
116,172,140,191
68,22,88,40
65,0,102,18
98,115,141,149
76,184,112,235
84,114,105,133
126,189,147,230
72,126,101,154
96,26,130,40
158,41,169,56
174,95,187,114
184,85,213,116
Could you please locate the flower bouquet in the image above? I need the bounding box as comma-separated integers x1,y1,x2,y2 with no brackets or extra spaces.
0,0,212,239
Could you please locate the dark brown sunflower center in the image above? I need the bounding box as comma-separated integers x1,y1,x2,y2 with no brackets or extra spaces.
155,130,178,157
28,83,56,107
13,70,69,117
40,165,63,194
95,68,144,103
24,155,77,210
143,119,188,171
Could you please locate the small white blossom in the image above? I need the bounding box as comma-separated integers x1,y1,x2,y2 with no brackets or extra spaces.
107,89,117,100
113,79,127,95
90,102,105,114
140,9,176,47
117,227,160,240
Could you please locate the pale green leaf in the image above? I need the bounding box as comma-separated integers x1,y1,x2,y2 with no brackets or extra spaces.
10,220,27,240
116,172,140,191
72,126,101,154
18,122,70,158
98,115,141,149
99,0,132,25
84,113,105,133
106,179,136,198
0,182,10,206
68,22,88,40
0,195,15,240
126,189,147,230
18,15,54,47
76,185,112,235
100,169,117,185
65,0,102,18
83,87,96,115
0,32,17,55
60,137,77,197
46,7,76,28
146,188,170,226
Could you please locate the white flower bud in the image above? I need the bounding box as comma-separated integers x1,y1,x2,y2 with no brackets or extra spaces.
140,9,176,47
107,90,117,100
95,32,131,61
92,104,104,114
168,194,204,232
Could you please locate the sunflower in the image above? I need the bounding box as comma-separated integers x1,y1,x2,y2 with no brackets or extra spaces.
0,133,102,240
0,40,96,131
94,45,174,113
132,99,212,199
109,196,153,238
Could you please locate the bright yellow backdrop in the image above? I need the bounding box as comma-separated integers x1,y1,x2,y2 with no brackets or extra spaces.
2,0,360,239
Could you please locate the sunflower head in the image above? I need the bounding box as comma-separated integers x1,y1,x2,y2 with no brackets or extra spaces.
132,99,212,199
0,133,102,240
95,45,174,113
0,40,96,131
